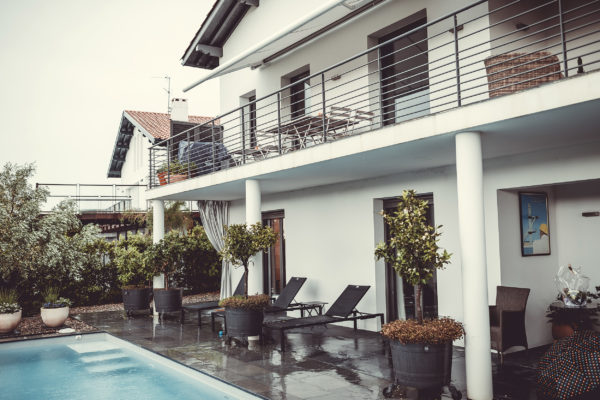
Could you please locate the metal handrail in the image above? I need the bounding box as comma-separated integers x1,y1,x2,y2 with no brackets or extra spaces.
150,0,600,188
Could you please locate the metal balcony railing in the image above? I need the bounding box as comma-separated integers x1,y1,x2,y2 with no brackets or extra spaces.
149,0,600,188
37,183,148,214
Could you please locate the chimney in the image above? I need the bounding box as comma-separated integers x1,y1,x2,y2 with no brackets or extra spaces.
170,98,189,121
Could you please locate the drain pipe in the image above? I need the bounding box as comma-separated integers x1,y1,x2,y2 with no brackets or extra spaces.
183,0,348,92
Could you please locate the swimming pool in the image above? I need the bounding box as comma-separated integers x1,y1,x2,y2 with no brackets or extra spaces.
0,333,262,400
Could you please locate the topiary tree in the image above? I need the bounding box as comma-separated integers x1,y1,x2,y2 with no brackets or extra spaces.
375,189,451,324
146,231,186,290
113,234,154,288
173,225,220,292
220,223,277,298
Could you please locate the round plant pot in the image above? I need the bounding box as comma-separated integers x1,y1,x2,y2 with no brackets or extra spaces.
40,306,69,328
0,310,22,333
122,287,152,314
225,308,264,338
153,288,182,313
389,340,452,390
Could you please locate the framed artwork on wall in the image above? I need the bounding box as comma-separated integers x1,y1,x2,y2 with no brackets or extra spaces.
519,192,550,256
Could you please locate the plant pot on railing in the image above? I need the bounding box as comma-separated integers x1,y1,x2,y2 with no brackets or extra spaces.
484,51,563,98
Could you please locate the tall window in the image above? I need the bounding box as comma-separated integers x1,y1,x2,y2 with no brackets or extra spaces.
379,17,429,125
290,71,310,119
262,210,286,296
383,194,438,322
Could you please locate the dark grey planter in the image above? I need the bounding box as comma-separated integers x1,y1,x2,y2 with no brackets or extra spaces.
153,288,182,313
122,287,152,315
389,340,452,390
224,308,264,338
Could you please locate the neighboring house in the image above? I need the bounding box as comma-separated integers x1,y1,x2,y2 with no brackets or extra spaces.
107,98,213,210
147,1,600,397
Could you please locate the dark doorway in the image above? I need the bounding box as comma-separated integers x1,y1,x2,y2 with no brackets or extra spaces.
262,210,286,296
290,71,310,119
379,17,429,125
383,194,438,322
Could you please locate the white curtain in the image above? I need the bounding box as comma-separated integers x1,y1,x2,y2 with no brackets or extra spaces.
197,200,230,299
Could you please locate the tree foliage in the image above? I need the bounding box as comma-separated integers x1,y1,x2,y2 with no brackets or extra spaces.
375,190,451,323
220,223,277,298
113,233,154,288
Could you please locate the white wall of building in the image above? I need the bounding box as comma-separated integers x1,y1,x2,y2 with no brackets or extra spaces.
222,138,600,346
119,127,152,210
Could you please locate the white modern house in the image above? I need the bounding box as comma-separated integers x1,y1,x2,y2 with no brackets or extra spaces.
145,1,600,398
107,98,213,210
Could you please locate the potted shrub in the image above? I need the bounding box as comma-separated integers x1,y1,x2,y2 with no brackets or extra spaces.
148,232,185,315
219,223,277,339
40,287,72,328
156,161,195,185
0,288,22,334
375,190,464,396
114,235,154,316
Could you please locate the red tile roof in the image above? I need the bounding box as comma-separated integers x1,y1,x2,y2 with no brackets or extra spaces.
124,110,214,140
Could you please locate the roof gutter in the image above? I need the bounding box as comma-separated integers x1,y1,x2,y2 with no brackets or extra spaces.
183,0,348,92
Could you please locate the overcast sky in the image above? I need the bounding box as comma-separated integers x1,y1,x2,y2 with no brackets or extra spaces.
0,0,218,184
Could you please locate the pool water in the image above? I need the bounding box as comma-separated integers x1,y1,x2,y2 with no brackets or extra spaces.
0,333,261,400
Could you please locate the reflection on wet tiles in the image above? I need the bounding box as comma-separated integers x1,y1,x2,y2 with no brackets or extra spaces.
76,311,540,399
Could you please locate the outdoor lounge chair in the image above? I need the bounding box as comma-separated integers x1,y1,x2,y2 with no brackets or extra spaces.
182,274,246,326
263,285,384,351
211,277,325,331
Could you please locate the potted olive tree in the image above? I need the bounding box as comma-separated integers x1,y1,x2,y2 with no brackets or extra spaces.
40,287,72,328
148,231,185,316
0,288,22,334
114,234,154,316
375,190,464,398
219,223,277,339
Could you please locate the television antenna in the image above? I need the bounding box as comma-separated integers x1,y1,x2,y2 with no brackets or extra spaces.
152,76,171,113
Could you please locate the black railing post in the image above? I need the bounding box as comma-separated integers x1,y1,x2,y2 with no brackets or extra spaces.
241,106,246,164
277,93,282,155
453,14,462,107
211,120,216,172
321,73,327,143
186,131,191,178
558,0,569,77
167,140,171,184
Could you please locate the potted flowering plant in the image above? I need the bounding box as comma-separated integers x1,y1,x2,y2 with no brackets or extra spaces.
219,223,277,339
40,287,72,328
156,161,196,185
375,190,463,397
0,288,22,334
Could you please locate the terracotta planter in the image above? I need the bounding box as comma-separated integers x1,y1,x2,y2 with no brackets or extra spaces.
157,172,187,185
0,310,22,333
40,306,69,328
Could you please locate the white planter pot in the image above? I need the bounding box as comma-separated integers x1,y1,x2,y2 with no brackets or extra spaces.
40,306,69,328
0,310,22,333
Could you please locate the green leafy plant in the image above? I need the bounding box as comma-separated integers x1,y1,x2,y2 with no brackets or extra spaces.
0,288,21,314
146,231,186,289
42,287,72,309
220,223,277,299
157,161,196,175
114,234,154,288
375,190,461,344
219,294,270,311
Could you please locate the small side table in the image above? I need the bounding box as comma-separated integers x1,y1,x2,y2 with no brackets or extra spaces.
548,300,599,340
298,301,328,317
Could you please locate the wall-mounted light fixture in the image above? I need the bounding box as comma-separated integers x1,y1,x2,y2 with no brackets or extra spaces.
582,211,600,217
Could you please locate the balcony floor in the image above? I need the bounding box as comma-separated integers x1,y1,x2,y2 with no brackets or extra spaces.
76,310,544,399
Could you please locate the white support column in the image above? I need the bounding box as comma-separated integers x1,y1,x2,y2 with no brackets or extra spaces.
245,180,262,295
455,131,493,400
152,200,165,316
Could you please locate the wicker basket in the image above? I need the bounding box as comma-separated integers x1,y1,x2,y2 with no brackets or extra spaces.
484,51,563,98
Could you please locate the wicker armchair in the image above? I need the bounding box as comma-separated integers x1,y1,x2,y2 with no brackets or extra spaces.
489,286,530,365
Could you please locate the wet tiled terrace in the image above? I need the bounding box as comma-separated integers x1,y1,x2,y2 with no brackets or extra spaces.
75,310,544,399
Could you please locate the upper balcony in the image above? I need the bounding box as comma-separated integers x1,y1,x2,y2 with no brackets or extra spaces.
149,0,600,196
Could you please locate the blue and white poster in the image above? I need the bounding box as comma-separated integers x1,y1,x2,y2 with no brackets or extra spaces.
520,192,550,256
